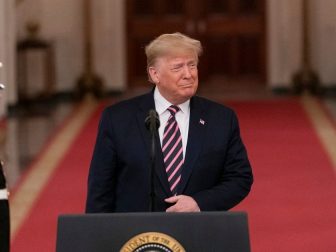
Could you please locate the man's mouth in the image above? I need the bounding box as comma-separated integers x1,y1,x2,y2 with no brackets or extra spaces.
180,83,193,87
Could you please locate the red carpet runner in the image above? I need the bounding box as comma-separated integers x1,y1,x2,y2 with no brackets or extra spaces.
10,98,336,251
232,99,336,252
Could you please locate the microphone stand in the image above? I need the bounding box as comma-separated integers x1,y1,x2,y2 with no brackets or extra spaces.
145,110,160,212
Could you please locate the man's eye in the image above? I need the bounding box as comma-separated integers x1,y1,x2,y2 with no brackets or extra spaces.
172,66,182,71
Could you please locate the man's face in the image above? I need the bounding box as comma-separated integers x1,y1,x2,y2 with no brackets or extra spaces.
149,54,199,104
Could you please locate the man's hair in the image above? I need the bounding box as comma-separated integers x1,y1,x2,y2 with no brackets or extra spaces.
145,32,203,69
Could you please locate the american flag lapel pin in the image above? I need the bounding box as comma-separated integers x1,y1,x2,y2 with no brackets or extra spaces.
199,119,205,125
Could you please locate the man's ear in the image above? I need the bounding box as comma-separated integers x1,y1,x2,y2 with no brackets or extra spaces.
148,66,159,84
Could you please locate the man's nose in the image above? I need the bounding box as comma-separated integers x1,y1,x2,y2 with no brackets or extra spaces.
183,65,192,78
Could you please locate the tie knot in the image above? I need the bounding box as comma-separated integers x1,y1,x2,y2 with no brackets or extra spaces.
168,105,180,116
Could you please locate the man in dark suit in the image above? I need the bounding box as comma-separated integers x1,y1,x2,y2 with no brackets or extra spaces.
86,32,253,213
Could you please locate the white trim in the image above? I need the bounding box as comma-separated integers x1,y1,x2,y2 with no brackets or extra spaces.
0,188,8,200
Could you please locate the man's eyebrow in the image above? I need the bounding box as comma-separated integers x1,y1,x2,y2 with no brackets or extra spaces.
171,63,184,68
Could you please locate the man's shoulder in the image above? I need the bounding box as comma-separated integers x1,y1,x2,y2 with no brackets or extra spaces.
193,96,239,127
192,95,234,113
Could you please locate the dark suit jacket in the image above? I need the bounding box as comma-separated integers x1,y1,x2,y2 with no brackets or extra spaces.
86,91,253,212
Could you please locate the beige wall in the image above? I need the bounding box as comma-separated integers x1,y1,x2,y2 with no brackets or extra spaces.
0,0,16,111
16,0,85,93
15,0,126,95
3,0,336,106
267,0,302,87
311,0,336,86
268,0,336,87
91,0,126,91
0,0,5,116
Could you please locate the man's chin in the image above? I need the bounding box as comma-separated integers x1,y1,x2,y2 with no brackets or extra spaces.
181,89,196,100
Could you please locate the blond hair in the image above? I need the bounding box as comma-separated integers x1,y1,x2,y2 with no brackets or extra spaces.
145,32,203,69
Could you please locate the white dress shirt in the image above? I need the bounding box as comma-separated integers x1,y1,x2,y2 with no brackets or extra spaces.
154,87,190,158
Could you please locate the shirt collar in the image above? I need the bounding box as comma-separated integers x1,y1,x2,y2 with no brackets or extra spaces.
154,87,190,115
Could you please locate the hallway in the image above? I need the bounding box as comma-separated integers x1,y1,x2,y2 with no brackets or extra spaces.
4,85,336,251
3,85,336,189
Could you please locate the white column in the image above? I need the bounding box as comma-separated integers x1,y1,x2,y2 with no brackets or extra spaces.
33,0,126,93
0,0,8,116
0,0,17,111
310,0,336,86
92,0,126,91
267,0,303,88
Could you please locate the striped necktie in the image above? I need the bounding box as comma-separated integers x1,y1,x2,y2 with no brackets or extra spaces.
162,105,184,195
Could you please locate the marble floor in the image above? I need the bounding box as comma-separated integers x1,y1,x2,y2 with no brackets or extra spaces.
2,101,74,188
1,86,336,190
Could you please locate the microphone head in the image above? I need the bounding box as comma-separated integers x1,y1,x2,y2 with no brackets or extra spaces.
145,109,160,131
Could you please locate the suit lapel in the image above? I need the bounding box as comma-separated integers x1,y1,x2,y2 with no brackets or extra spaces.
177,97,207,194
136,92,172,196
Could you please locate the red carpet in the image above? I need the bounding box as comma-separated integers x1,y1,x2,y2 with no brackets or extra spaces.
232,99,336,251
10,103,105,251
10,98,336,251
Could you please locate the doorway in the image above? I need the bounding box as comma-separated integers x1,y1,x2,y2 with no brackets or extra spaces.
126,0,266,87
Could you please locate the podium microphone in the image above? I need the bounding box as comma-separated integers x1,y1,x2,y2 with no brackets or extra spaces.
145,109,160,212
145,109,160,133
0,161,10,252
